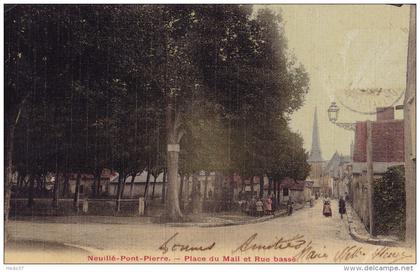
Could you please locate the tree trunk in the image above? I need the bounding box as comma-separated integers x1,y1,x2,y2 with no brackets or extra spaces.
166,150,183,220
179,175,184,210
120,174,128,198
27,175,35,208
268,177,272,196
116,172,125,213
129,173,136,198
62,173,69,198
144,169,150,211
52,171,60,208
41,175,47,196
204,173,208,200
144,168,151,200
73,172,81,212
164,98,184,221
250,176,255,196
5,127,15,243
93,169,101,197
17,173,25,193
161,169,166,203
151,174,157,200
5,96,28,243
191,173,202,214
36,176,42,196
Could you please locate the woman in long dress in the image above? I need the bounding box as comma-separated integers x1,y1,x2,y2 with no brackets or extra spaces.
323,197,332,217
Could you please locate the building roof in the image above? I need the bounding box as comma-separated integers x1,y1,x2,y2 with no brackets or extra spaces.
353,120,404,163
69,169,117,181
119,171,167,183
280,177,305,191
324,151,352,178
106,171,165,184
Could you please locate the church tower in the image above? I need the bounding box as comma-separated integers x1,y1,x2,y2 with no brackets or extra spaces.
308,107,323,162
307,107,324,190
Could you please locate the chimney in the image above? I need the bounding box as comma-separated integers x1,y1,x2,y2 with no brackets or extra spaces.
376,107,394,121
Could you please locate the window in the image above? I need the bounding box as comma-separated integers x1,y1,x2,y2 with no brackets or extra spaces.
79,185,84,194
283,188,289,196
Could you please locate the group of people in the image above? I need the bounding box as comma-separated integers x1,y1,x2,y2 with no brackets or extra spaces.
322,195,347,219
241,193,348,219
241,195,276,217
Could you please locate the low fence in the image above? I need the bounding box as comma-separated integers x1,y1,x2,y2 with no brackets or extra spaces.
9,198,164,217
9,197,294,217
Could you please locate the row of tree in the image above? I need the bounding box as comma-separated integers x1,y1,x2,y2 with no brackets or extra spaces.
5,5,310,225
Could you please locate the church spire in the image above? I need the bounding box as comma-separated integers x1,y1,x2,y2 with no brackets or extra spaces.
308,107,323,162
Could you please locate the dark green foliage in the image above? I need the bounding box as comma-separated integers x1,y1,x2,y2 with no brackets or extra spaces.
5,5,311,205
373,165,405,238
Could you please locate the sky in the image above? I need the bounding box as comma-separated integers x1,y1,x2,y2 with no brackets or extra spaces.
263,4,410,161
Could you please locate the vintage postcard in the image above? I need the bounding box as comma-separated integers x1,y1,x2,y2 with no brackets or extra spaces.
2,2,417,268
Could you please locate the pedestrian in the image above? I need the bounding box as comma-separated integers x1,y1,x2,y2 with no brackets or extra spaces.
309,197,314,207
339,196,346,219
271,194,277,212
249,196,256,217
255,198,264,217
287,198,293,216
264,196,272,215
244,200,251,215
323,198,332,217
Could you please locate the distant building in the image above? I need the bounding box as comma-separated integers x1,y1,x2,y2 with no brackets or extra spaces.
278,177,312,204
107,171,164,198
324,151,352,199
68,169,117,197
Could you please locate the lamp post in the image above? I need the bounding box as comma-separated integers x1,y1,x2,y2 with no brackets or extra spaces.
327,102,356,131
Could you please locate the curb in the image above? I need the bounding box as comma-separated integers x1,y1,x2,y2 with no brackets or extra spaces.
346,206,400,247
166,203,306,228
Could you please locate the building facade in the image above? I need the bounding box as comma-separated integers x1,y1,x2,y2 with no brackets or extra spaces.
351,107,405,230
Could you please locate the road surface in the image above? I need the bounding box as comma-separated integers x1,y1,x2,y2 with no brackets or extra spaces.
5,199,414,264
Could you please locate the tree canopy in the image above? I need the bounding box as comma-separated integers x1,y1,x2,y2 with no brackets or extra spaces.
5,4,311,221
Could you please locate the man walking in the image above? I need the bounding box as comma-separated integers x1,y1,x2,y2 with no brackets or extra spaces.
339,196,346,219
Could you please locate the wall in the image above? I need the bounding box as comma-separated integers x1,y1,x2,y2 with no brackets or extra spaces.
290,190,305,203
350,173,383,232
350,174,370,227
108,182,163,198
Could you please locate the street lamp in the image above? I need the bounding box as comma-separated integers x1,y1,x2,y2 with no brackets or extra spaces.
327,101,355,131
327,101,339,123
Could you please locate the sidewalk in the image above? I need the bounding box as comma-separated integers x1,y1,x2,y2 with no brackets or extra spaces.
346,203,402,247
11,203,307,228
